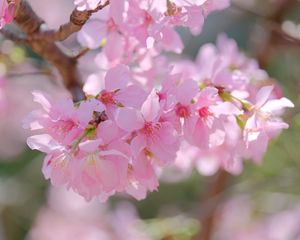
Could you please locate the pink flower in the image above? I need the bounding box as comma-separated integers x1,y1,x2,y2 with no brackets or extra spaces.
0,0,17,28
115,90,179,198
77,7,128,61
98,64,147,109
24,91,104,146
116,90,180,165
69,137,129,201
184,87,242,149
243,85,294,163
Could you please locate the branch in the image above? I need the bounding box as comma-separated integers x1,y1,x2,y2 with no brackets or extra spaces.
194,170,230,240
231,2,300,47
28,1,110,42
0,29,27,43
231,0,299,67
13,0,87,101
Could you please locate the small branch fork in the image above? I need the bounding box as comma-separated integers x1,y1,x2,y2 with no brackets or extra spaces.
28,0,110,42
1,0,109,101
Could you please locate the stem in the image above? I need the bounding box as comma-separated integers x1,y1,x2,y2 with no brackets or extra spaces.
194,170,230,240
13,0,85,101
28,0,110,42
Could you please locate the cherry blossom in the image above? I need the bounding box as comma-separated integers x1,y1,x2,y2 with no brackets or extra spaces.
0,0,17,29
23,0,293,202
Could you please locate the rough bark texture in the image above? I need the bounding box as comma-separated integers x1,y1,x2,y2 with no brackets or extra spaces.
9,0,108,101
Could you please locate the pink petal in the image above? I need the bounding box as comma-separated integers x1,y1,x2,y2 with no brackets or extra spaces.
104,32,125,62
160,27,184,54
115,107,144,132
176,78,199,105
32,91,52,113
131,135,147,157
27,134,59,153
210,102,242,117
110,0,125,25
77,20,107,49
261,97,294,113
105,64,131,91
141,90,161,122
255,85,274,109
115,85,147,108
97,120,120,144
79,139,103,152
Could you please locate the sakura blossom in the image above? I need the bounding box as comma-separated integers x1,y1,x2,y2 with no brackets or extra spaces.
16,0,293,202
25,37,294,200
1,0,299,239
0,0,17,29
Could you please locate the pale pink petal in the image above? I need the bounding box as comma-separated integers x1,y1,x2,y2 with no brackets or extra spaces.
115,107,144,132
210,102,242,117
77,20,107,49
255,85,274,109
105,64,131,91
176,79,199,105
97,120,120,144
32,91,52,113
141,90,161,122
104,32,125,62
110,0,125,25
160,27,184,54
131,135,147,157
79,139,103,152
27,134,59,153
261,97,294,113
115,85,148,108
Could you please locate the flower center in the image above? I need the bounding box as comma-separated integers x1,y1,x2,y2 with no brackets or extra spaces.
99,90,115,105
144,11,153,27
141,122,161,136
175,103,190,118
198,106,210,118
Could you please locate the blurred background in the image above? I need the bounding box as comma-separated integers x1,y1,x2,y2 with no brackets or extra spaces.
0,0,300,239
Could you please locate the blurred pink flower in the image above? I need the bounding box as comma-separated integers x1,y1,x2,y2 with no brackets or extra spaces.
0,0,17,28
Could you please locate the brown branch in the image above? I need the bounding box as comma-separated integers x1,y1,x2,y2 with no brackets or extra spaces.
231,0,299,68
0,29,26,43
259,0,296,67
28,0,110,42
194,170,230,240
13,0,87,101
231,2,300,47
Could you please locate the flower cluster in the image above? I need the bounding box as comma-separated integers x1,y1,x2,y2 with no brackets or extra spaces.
21,0,293,201
0,0,18,29
25,35,293,201
77,0,229,62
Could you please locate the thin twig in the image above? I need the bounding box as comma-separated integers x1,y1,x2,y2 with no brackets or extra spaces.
28,0,110,42
13,0,87,101
231,2,300,47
